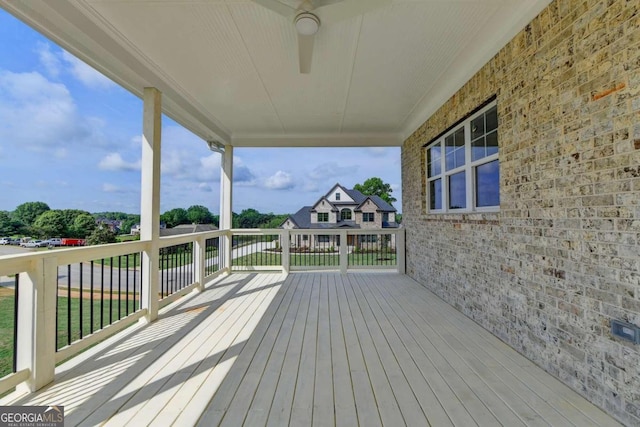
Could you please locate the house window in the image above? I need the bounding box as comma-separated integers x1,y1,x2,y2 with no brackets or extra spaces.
363,212,374,222
335,193,340,200
317,235,330,243
341,209,352,220
359,234,377,243
303,235,308,241
382,213,389,222
425,101,499,212
317,212,329,222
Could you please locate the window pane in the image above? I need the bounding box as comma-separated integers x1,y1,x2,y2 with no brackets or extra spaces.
476,160,500,207
449,172,466,209
429,179,442,210
471,115,484,140
486,106,498,132
445,128,465,171
427,144,442,177
471,136,485,161
486,131,498,157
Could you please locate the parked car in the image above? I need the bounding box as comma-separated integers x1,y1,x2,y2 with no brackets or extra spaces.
47,238,62,247
21,240,48,248
0,237,11,245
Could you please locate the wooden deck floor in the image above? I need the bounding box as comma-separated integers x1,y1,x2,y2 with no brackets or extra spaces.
2,272,620,426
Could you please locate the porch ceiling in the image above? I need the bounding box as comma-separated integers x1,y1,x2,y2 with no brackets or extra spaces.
2,0,551,147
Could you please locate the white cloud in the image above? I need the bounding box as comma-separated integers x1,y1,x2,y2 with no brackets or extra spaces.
61,51,115,89
198,154,221,181
98,153,141,171
198,183,214,192
102,183,122,193
234,157,256,184
36,42,61,77
0,70,102,151
130,135,142,146
308,162,355,180
264,170,294,190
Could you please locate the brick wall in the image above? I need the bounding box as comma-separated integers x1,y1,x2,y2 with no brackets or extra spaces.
402,0,640,424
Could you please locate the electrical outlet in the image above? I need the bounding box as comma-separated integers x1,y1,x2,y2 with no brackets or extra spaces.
611,320,639,344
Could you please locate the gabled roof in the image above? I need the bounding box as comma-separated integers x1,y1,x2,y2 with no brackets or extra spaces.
283,206,313,229
310,197,339,212
344,189,367,205
355,196,397,212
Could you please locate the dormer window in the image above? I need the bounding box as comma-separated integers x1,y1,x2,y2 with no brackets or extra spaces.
318,213,329,222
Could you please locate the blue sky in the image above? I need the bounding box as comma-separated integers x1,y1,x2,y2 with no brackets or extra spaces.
0,10,401,216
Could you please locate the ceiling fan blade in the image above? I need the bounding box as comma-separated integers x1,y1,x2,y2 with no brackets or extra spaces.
298,33,315,74
314,0,391,24
251,0,297,18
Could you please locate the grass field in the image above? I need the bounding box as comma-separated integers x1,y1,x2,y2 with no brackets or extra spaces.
0,289,138,379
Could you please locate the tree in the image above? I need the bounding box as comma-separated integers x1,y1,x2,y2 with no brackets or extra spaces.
161,208,189,228
237,208,263,228
120,218,138,234
353,177,397,205
260,214,289,229
86,226,117,245
186,205,215,224
32,210,67,238
13,201,50,226
71,213,97,238
60,209,91,227
0,211,24,236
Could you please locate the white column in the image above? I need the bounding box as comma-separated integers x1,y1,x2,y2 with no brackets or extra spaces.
339,230,348,274
194,235,205,291
140,87,162,322
281,229,290,274
16,257,57,392
219,145,233,272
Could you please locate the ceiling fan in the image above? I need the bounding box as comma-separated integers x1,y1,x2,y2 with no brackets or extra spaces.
252,0,391,73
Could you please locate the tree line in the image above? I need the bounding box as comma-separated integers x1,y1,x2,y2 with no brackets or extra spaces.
1,178,398,244
0,202,290,241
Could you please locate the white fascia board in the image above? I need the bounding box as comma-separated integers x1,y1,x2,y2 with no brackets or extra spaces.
231,133,403,147
401,0,553,142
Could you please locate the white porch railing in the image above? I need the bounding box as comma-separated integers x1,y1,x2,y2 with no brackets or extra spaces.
0,227,404,396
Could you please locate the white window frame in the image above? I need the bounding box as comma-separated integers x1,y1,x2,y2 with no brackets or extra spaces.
317,212,329,222
425,101,499,213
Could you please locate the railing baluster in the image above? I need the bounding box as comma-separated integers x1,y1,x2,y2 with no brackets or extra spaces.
67,265,71,347
126,255,130,316
109,257,113,325
79,262,83,339
100,261,105,329
133,253,138,311
118,255,122,320
90,261,94,334
12,275,19,373
56,270,59,350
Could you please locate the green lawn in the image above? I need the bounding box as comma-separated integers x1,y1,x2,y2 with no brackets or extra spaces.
0,292,16,378
0,289,139,378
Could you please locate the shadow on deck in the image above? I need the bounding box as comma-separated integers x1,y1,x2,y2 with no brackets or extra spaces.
1,272,620,426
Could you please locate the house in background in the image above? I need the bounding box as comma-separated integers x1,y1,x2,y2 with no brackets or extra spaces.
130,222,166,235
281,183,398,249
95,218,122,233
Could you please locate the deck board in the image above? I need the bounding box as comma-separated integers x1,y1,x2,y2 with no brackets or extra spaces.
1,272,621,427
